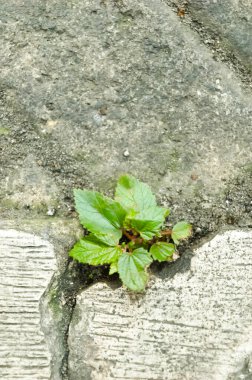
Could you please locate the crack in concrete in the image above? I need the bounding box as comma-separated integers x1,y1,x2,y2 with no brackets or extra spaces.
162,0,252,90
41,259,112,379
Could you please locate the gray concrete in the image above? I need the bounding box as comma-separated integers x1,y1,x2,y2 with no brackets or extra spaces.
186,0,252,74
1,0,252,378
68,230,252,380
0,219,83,380
1,0,252,207
0,230,56,379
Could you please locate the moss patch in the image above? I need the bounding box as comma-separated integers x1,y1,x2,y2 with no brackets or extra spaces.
0,127,10,135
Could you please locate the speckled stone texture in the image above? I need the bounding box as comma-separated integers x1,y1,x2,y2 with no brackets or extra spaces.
1,0,252,378
68,230,252,380
187,0,252,73
1,0,252,206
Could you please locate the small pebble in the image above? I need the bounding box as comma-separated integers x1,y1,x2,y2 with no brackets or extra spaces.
173,252,180,261
47,208,55,216
123,149,129,157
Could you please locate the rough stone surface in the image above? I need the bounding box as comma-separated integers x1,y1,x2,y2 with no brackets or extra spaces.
0,0,252,232
0,229,56,379
4,155,59,211
186,0,252,74
68,230,252,380
0,219,85,380
1,0,252,208
1,0,252,378
0,219,110,380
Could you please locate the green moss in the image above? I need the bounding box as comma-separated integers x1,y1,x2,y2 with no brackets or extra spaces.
0,196,60,213
192,180,205,197
167,150,180,172
0,198,19,209
243,162,252,173
117,14,134,29
48,286,62,317
0,127,10,135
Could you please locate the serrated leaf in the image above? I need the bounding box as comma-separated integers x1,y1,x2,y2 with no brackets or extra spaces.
93,233,118,246
109,261,118,275
171,221,192,244
115,175,157,213
130,221,160,240
118,248,153,291
150,242,175,262
74,189,126,245
69,234,122,265
126,206,169,240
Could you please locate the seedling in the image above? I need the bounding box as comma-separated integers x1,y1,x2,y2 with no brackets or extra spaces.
70,175,192,291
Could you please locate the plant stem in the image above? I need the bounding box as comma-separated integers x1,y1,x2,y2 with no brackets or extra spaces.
161,229,172,236
123,229,135,241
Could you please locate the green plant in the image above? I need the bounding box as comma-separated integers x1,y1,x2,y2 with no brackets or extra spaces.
70,175,192,291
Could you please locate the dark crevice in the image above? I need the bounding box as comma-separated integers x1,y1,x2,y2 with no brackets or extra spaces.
41,167,252,380
162,0,252,90
58,262,120,379
41,256,119,380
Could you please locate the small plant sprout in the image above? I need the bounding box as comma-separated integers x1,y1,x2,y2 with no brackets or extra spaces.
69,175,192,291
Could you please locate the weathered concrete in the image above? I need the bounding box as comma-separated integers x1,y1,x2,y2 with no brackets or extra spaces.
68,230,252,380
1,0,252,378
0,219,109,380
186,0,252,74
1,0,252,209
0,229,56,379
0,0,252,239
0,219,85,380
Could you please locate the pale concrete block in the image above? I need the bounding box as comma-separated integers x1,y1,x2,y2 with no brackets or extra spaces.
68,230,252,380
0,230,56,379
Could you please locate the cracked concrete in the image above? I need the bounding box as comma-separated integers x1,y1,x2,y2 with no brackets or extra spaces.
164,0,252,87
0,0,252,378
68,230,252,380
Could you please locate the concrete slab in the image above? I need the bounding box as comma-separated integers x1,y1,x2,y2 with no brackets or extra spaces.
68,230,252,380
0,230,56,379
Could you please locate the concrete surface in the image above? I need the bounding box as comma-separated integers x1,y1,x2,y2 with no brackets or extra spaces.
68,230,252,380
0,0,252,378
0,230,56,379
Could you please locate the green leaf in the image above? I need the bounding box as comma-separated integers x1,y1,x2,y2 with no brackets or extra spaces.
150,242,175,262
129,221,160,240
115,175,157,213
69,234,122,265
115,175,169,240
109,261,118,275
171,221,192,244
74,189,126,245
93,233,118,246
118,248,153,291
126,206,169,240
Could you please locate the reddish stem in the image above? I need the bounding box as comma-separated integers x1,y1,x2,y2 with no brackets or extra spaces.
123,229,135,241
122,229,145,245
122,228,172,249
161,229,172,236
